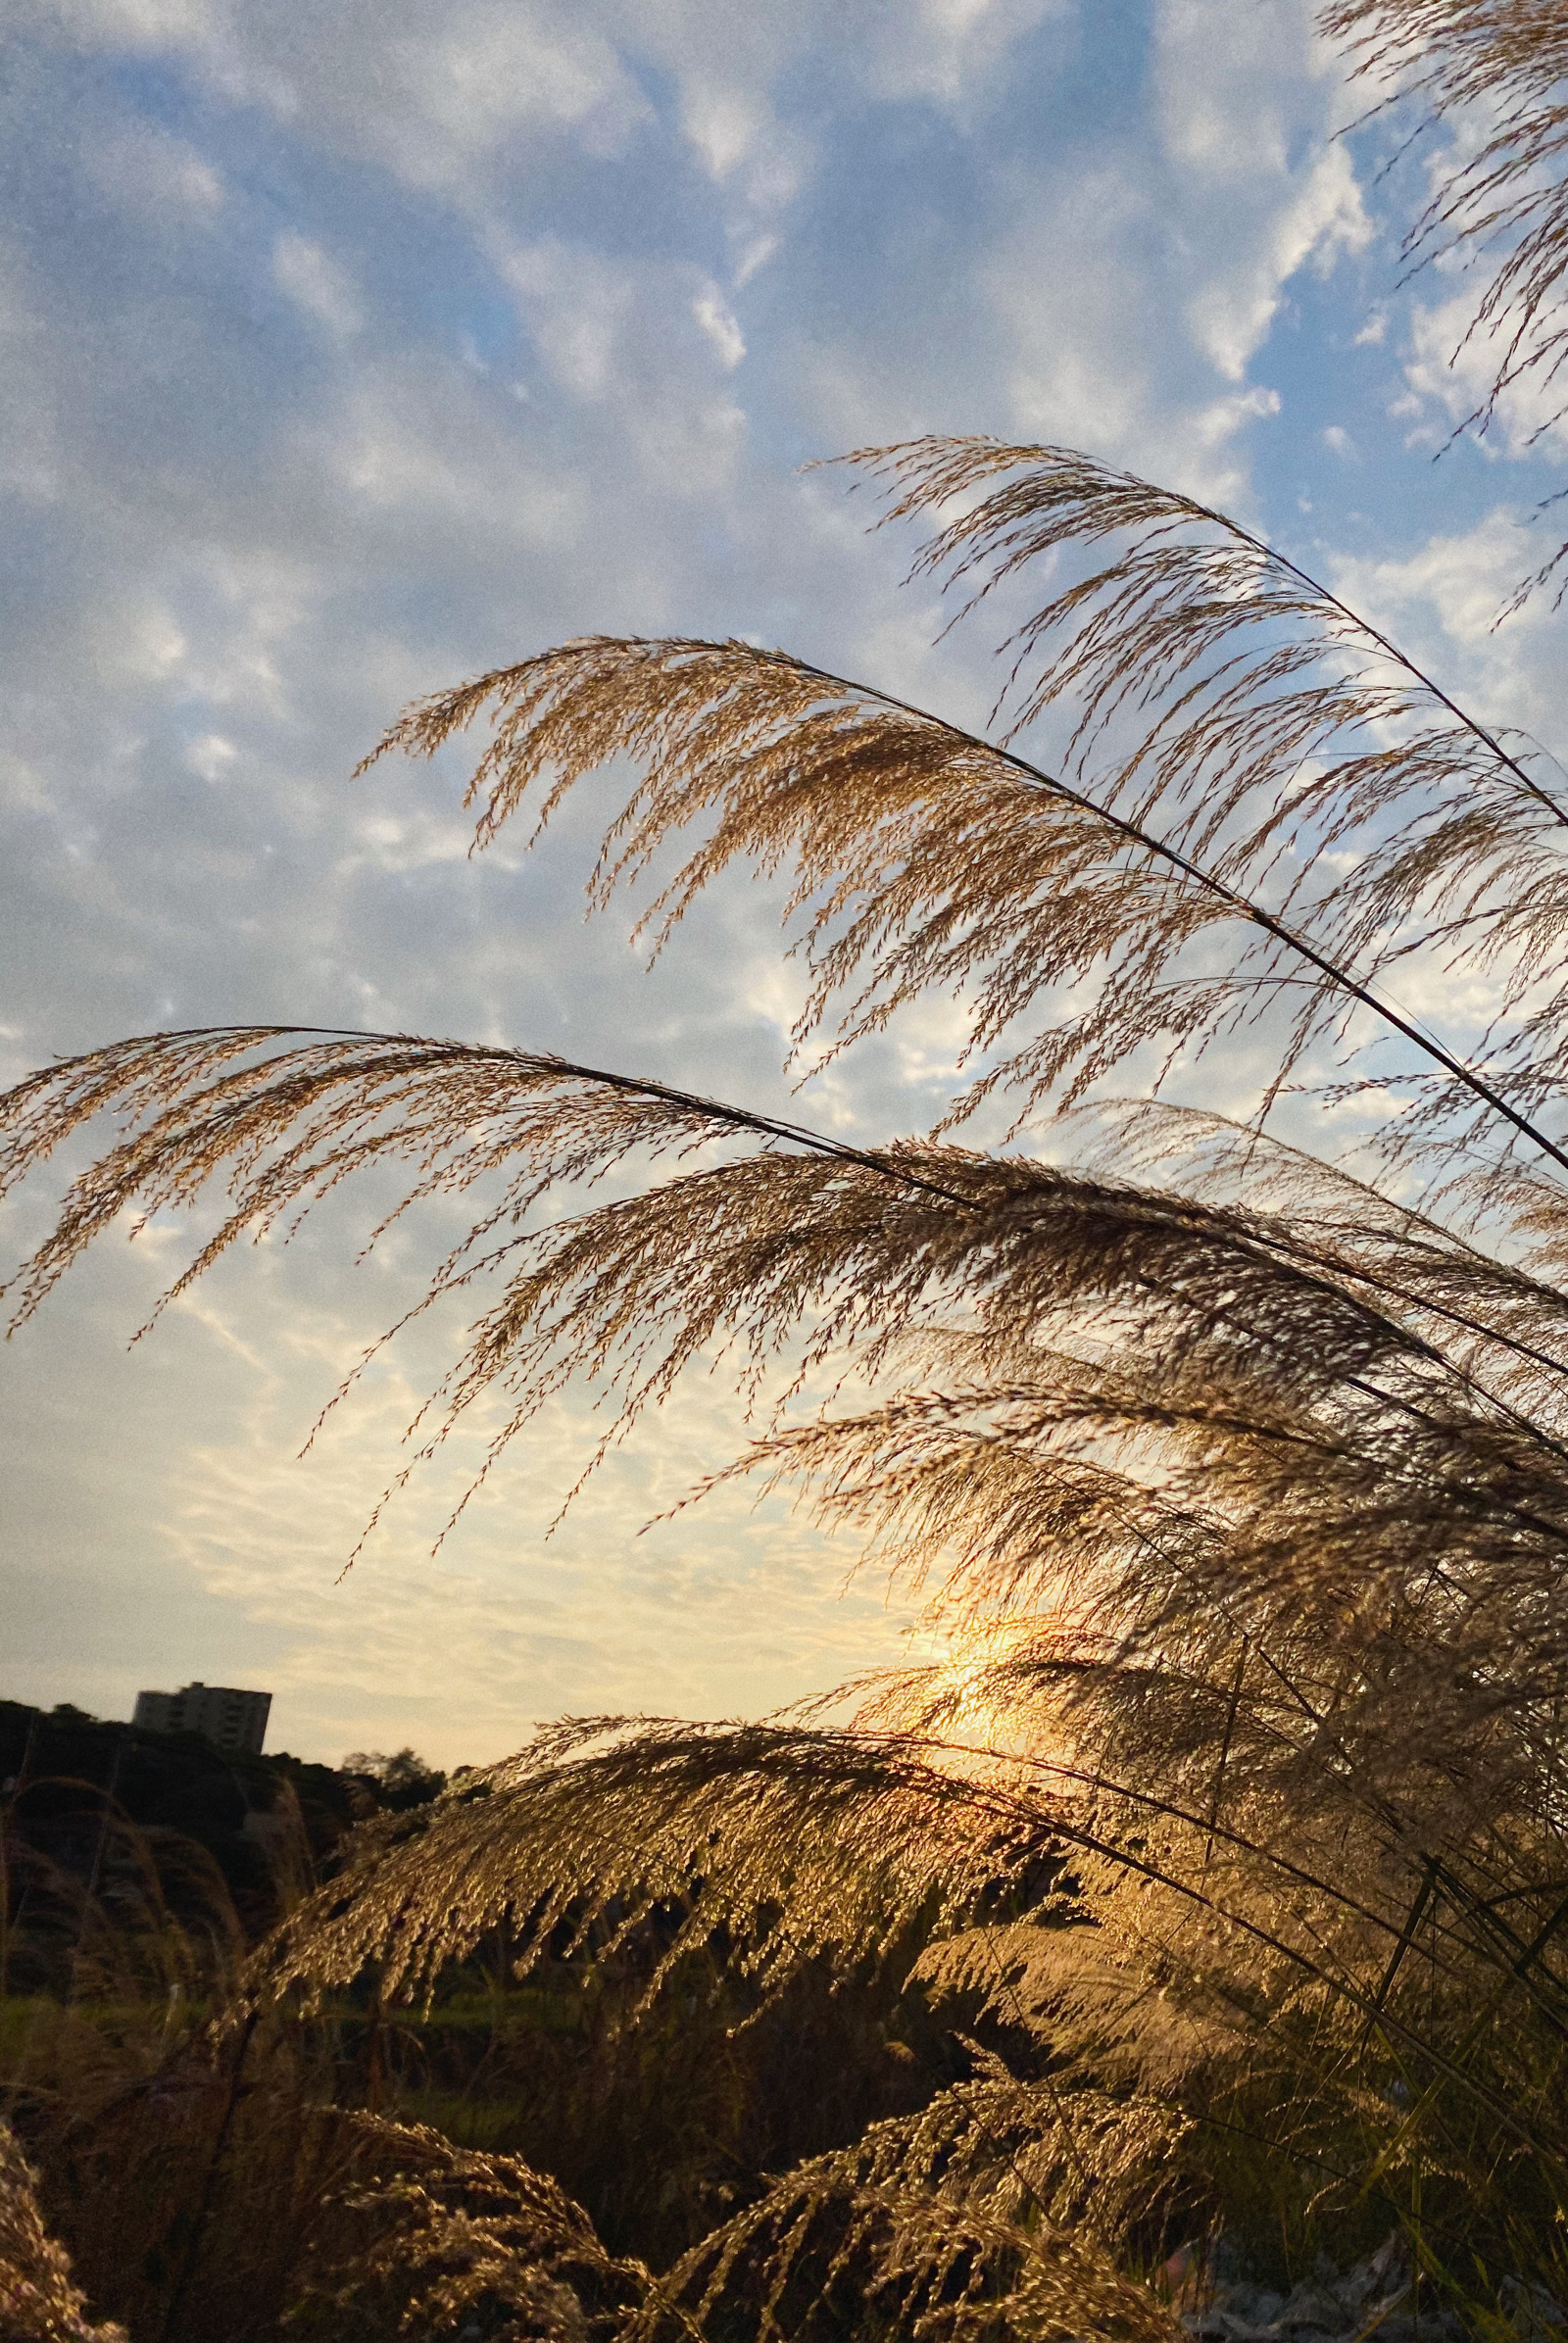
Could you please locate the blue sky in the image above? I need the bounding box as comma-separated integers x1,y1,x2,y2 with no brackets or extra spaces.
4,0,1566,1766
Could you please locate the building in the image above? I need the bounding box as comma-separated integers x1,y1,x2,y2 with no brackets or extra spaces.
132,1681,271,1757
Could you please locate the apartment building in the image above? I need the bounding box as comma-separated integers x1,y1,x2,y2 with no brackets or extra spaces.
132,1681,271,1757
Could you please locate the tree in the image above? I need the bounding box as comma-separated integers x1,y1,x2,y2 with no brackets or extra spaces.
6,3,1568,2330
341,1750,448,1813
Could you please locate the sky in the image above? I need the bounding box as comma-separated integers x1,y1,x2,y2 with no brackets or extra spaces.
3,0,1566,1768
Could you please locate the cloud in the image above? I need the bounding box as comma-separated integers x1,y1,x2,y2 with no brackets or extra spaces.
404,2,652,172
1158,0,1370,383
1400,288,1568,462
859,0,1069,119
184,732,239,783
787,0,1368,513
86,121,225,220
692,284,746,369
1327,506,1564,741
500,238,749,494
37,0,217,43
1185,143,1369,381
271,231,363,338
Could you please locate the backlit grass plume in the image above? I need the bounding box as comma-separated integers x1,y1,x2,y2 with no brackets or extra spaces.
0,2124,125,2343
630,2094,1187,2343
1326,2,1568,604
287,2113,648,2343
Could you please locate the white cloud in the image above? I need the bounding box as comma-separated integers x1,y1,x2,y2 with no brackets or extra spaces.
1196,383,1283,445
1329,508,1563,743
86,122,225,219
1401,289,1568,461
416,5,644,148
860,0,1067,119
375,3,653,190
24,0,1065,228
692,285,746,369
814,0,1367,512
1157,0,1370,381
732,232,779,288
505,239,630,402
24,0,652,200
1157,0,1359,379
271,230,362,338
184,732,239,782
329,371,588,551
500,239,751,494
1190,144,1369,380
33,0,217,43
680,82,765,182
107,595,189,683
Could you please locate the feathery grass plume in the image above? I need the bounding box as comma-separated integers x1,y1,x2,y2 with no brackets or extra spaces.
0,2123,125,2343
632,2092,1184,2343
828,433,1568,1160
10,2000,645,2343
353,541,1568,1182
17,1021,1568,1542
255,1716,1055,2018
220,1106,1568,2285
354,513,1568,1199
1322,2,1568,601
286,2113,647,2343
11,595,1568,2288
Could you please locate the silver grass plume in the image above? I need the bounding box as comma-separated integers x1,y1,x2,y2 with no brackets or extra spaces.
0,2124,126,2343
1322,0,1568,605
